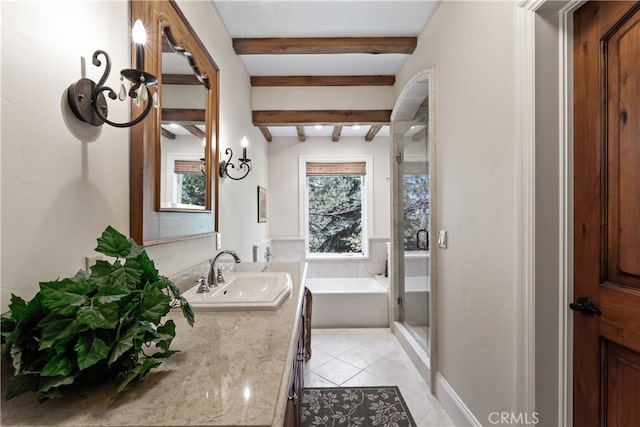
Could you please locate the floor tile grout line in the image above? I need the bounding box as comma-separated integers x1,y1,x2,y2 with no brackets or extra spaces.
305,329,451,426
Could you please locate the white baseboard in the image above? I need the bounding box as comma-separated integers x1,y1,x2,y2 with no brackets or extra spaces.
434,372,482,427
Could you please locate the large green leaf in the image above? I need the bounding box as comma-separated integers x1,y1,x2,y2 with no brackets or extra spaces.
38,374,76,393
154,320,176,352
70,269,89,283
119,290,143,320
37,316,84,350
111,259,143,290
74,332,110,371
12,293,47,326
136,251,159,285
89,260,116,287
77,302,119,330
140,285,170,324
126,238,144,260
180,298,195,327
95,285,130,305
108,323,146,366
95,226,132,258
40,352,73,377
8,294,28,319
39,279,89,315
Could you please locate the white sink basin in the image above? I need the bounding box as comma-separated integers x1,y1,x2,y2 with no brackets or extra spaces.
183,271,292,311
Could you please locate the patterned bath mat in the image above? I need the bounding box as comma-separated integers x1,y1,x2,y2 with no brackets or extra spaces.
302,386,417,427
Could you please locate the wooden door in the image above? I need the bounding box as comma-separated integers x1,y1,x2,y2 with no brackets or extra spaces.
573,2,640,426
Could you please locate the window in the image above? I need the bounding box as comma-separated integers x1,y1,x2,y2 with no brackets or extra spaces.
300,157,372,258
162,156,206,209
403,162,429,251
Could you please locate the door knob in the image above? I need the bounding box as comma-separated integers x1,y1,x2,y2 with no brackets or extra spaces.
569,297,602,316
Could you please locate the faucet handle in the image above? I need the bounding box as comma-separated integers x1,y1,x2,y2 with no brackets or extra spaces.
195,276,210,293
216,267,226,284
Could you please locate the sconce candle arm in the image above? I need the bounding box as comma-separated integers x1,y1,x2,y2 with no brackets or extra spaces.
93,50,112,90
92,84,155,128
219,147,252,181
68,49,157,128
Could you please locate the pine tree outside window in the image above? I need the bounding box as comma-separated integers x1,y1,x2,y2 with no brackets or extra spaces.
403,162,429,252
300,156,372,258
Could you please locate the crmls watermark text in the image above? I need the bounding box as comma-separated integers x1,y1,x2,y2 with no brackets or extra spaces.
488,412,540,425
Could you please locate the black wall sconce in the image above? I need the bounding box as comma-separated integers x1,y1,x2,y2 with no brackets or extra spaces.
67,20,157,128
219,137,252,181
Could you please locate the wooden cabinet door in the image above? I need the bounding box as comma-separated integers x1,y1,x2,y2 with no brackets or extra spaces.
573,2,640,426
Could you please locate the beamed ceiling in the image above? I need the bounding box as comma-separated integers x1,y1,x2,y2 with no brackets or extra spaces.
215,1,438,142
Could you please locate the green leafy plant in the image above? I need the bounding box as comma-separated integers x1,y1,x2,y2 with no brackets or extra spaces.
0,226,194,404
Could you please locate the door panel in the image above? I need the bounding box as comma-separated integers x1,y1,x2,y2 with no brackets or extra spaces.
607,8,640,287
605,342,640,426
573,2,640,426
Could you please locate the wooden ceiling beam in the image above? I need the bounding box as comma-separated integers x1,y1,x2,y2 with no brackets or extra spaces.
365,124,383,142
162,74,202,85
162,108,206,123
251,75,395,87
258,126,272,142
181,124,206,139
233,37,417,55
332,126,343,142
296,126,306,142
161,127,176,140
253,110,391,126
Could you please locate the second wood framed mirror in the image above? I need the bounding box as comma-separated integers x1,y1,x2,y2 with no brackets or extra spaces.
130,0,219,245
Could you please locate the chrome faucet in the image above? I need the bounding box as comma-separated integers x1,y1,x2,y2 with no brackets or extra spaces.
208,250,241,287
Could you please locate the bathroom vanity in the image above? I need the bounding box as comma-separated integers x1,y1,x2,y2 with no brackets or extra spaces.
0,262,308,427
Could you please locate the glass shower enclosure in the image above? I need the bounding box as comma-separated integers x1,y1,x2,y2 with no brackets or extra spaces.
392,99,430,356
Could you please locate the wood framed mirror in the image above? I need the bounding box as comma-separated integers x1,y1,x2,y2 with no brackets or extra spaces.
130,0,219,245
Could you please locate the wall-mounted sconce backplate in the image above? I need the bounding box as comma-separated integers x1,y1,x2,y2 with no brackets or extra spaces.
67,78,108,127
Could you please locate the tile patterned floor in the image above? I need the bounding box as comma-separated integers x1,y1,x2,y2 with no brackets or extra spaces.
305,328,455,427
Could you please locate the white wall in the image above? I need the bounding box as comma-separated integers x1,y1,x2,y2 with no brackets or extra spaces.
1,1,131,310
268,136,390,239
395,1,517,423
0,1,266,312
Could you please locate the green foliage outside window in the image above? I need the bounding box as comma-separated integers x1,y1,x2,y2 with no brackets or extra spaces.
308,175,363,254
181,174,205,207
404,174,429,251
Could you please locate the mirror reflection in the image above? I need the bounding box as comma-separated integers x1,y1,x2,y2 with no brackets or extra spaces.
160,31,207,210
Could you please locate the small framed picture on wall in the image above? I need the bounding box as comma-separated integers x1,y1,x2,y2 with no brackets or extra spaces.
257,186,267,223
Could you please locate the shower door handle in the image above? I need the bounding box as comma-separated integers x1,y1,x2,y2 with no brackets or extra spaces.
417,229,428,250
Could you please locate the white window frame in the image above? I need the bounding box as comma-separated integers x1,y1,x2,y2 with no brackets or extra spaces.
299,155,374,260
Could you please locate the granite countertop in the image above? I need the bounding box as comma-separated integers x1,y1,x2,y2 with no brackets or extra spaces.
1,261,307,427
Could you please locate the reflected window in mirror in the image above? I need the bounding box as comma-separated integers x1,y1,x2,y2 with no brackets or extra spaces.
159,29,208,211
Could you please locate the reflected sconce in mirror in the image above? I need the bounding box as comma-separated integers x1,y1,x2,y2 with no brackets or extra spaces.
219,137,252,181
67,20,158,128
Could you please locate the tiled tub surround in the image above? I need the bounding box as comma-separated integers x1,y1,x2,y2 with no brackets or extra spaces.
254,237,390,278
1,262,307,427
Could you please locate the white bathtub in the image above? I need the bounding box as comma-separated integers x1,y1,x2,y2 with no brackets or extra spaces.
305,277,389,328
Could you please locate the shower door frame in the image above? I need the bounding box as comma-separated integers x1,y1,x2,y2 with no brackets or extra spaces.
390,68,437,389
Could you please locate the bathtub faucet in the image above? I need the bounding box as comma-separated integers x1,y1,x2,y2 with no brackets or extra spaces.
264,246,274,262
209,250,241,287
